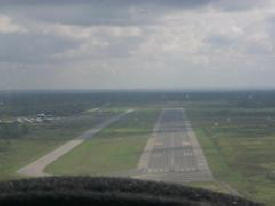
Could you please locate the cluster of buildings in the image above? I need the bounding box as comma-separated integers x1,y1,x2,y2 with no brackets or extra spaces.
17,113,59,124
0,113,59,124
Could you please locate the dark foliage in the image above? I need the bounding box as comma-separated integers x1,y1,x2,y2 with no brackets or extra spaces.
0,122,29,139
1,90,275,117
0,177,262,206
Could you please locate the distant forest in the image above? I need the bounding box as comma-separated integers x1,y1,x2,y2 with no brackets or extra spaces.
1,90,275,117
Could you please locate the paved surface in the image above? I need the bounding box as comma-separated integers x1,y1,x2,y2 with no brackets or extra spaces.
17,109,134,177
135,108,213,184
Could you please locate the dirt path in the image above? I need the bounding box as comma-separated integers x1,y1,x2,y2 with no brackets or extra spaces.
17,109,134,177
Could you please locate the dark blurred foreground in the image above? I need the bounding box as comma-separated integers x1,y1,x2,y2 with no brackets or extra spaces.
0,177,262,206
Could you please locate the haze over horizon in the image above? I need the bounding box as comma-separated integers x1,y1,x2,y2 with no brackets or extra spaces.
1,0,275,90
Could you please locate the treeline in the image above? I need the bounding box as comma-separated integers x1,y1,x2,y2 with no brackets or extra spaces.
0,123,29,139
1,90,275,117
0,92,99,117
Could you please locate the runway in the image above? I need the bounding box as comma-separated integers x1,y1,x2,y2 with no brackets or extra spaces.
136,108,213,183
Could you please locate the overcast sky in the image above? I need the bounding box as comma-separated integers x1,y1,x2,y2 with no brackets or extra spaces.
0,0,275,90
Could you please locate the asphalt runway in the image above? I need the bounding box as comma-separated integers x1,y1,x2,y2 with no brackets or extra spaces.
136,108,213,184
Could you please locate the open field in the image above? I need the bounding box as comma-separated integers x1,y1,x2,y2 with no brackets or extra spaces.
18,110,133,177
184,94,275,206
46,108,160,176
1,90,275,205
0,139,64,181
0,106,125,180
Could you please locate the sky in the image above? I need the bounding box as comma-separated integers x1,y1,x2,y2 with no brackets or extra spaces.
0,0,275,90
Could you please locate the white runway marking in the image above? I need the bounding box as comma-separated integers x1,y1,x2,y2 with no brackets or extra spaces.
136,108,213,183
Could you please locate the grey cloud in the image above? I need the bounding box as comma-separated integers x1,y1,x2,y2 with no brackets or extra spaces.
211,0,270,12
205,33,273,55
205,35,236,48
246,45,273,55
0,0,274,90
55,36,143,62
95,36,143,58
1,0,216,26
1,0,267,29
267,16,275,36
1,0,214,7
0,33,79,63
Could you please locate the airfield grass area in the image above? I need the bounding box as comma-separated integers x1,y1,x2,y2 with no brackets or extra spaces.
46,108,160,176
0,139,64,181
0,108,119,181
184,99,275,206
2,91,275,205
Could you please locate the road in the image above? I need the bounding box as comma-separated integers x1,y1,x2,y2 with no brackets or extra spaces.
17,109,134,177
136,108,213,183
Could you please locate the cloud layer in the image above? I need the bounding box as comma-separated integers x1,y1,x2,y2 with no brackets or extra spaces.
0,0,275,90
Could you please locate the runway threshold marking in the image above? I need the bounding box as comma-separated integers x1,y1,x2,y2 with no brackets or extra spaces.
136,107,213,182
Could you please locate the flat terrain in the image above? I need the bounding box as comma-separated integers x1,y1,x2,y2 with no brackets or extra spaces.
0,139,65,180
0,107,123,180
17,110,133,177
136,108,212,184
2,91,275,206
46,108,160,176
184,98,275,206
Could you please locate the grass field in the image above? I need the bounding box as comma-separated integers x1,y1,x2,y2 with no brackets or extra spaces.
184,99,275,206
0,109,118,180
0,139,65,181
2,91,275,205
46,107,160,176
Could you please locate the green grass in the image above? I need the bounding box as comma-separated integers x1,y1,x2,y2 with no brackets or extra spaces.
2,91,275,205
46,108,160,176
0,110,117,181
185,100,275,205
45,136,148,176
0,139,65,181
